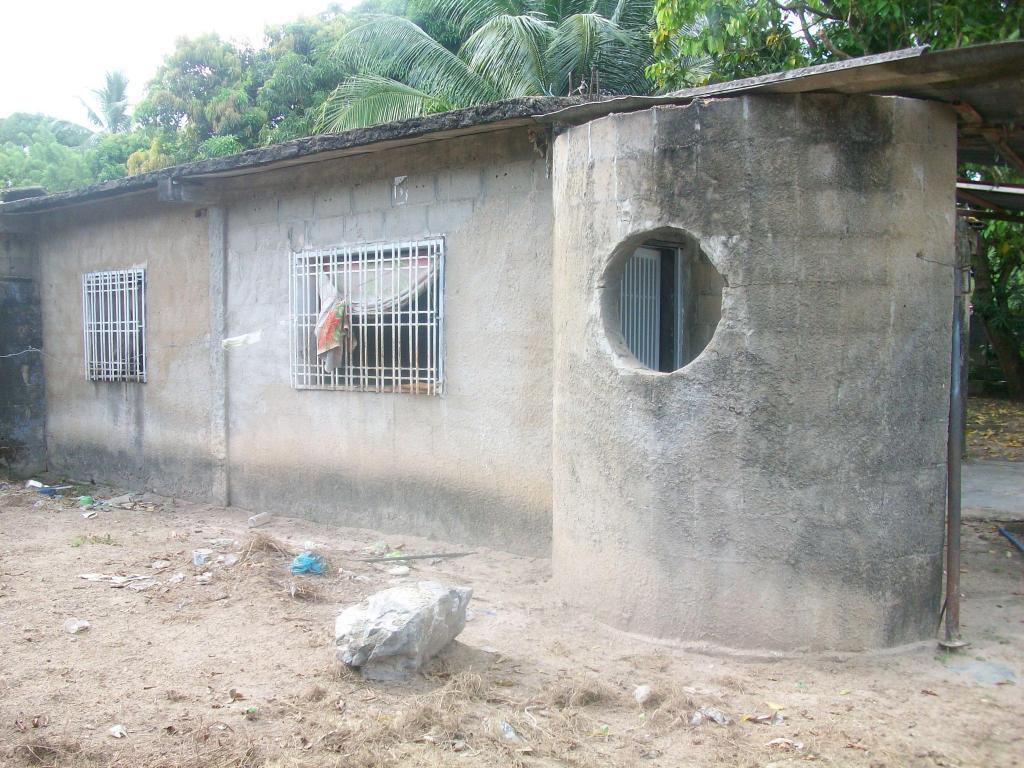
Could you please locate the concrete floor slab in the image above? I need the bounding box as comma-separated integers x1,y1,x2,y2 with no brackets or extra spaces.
963,460,1024,520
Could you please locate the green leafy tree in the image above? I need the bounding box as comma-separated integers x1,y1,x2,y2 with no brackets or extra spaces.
0,114,94,192
80,71,131,133
649,0,1024,90
316,0,657,131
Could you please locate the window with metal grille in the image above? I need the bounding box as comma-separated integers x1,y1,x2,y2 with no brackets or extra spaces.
82,267,147,382
290,238,444,394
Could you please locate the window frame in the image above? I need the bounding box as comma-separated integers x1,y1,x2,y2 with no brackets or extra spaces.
81,266,147,383
289,237,446,395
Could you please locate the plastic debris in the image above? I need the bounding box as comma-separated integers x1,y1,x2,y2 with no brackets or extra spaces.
290,551,326,575
64,618,90,634
78,573,156,591
744,711,784,725
247,512,273,528
499,721,523,742
634,684,655,707
690,706,732,726
192,549,214,566
109,724,127,739
82,510,98,519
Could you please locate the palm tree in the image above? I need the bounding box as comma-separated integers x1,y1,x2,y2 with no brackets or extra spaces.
81,71,131,133
316,0,655,131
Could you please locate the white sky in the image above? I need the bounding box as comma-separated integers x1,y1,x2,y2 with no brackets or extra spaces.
0,0,357,126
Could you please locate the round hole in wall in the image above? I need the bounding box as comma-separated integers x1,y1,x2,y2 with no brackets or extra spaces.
602,228,724,372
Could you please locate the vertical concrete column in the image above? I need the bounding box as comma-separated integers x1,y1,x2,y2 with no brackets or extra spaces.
208,207,229,505
551,95,956,651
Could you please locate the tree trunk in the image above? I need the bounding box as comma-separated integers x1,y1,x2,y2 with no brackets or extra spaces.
971,246,1024,401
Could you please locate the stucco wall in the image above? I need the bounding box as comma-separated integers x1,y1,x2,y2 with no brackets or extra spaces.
551,96,956,651
37,198,214,496
219,128,553,555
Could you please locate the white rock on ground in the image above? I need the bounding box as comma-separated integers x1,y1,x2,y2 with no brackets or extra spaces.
335,581,472,680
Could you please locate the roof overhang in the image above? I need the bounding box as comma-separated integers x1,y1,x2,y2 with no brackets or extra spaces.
3,41,1023,219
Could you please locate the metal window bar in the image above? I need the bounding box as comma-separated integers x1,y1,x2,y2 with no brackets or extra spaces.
289,238,445,394
81,267,146,382
620,247,662,370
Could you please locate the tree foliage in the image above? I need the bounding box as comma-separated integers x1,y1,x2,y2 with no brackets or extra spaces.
80,71,131,133
316,0,657,131
650,0,1024,90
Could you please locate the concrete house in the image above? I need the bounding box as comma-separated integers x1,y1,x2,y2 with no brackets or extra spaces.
3,44,1022,653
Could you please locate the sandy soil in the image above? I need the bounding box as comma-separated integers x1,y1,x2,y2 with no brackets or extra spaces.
1,482,1022,768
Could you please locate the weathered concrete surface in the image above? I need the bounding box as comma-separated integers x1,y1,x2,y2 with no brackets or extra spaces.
36,197,215,497
0,235,45,474
220,127,553,555
963,460,1024,521
551,96,957,652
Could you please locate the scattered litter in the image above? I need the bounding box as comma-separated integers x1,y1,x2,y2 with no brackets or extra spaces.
81,510,98,519
151,560,171,570
77,495,95,507
290,551,326,575
387,565,411,577
499,720,523,742
63,618,90,634
765,700,785,711
766,737,804,751
217,554,239,567
336,581,472,680
109,724,127,739
196,573,213,584
244,706,258,721
634,684,655,707
248,512,273,528
168,573,185,584
744,711,784,725
78,573,156,591
192,549,214,566
27,481,73,496
690,706,732,726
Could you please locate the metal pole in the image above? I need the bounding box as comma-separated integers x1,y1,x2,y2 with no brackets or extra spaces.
941,245,968,650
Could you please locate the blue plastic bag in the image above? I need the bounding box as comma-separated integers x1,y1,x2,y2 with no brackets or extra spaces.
289,551,325,575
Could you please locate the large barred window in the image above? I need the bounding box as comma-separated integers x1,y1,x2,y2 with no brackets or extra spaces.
82,267,147,383
290,239,444,394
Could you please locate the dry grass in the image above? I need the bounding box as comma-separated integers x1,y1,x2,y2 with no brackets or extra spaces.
544,674,620,710
239,533,295,564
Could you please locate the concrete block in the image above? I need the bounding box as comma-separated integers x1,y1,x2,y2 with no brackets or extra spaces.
314,185,352,218
278,192,314,223
344,211,385,241
436,169,482,201
384,205,429,238
352,179,390,213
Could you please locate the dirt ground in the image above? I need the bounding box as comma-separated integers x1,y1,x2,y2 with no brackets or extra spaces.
967,397,1024,462
1,483,1022,768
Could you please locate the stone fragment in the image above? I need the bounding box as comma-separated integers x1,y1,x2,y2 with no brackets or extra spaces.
335,581,472,680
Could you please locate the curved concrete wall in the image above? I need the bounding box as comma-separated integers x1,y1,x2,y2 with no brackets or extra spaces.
551,95,956,652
